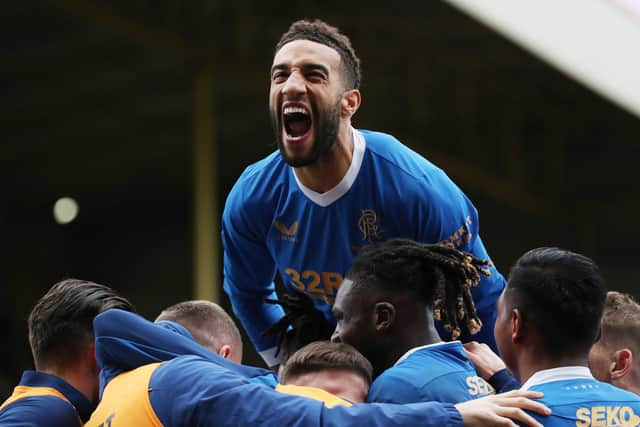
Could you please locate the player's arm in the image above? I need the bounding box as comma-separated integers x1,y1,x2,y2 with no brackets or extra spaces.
222,190,286,367
155,357,460,427
93,309,277,388
416,171,505,351
463,342,521,393
455,390,549,427
153,357,549,427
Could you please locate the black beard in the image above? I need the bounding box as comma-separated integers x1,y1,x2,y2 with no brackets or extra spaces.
271,96,341,168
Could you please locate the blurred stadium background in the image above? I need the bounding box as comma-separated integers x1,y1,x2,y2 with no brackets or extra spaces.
2,0,639,398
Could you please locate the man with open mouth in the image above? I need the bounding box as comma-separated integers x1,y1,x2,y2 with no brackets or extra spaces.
222,19,507,369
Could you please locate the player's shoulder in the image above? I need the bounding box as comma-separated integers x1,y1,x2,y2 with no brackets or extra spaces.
592,380,640,398
150,355,258,423
532,378,640,406
370,360,472,404
235,150,287,186
375,351,458,387
368,368,422,403
156,355,247,385
403,342,472,371
0,395,80,427
525,380,640,426
358,129,466,203
224,150,289,209
359,129,444,179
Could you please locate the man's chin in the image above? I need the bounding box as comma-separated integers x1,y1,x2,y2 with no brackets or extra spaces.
277,140,317,167
281,152,316,168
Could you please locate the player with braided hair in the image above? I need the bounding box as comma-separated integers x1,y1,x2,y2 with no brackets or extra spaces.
331,238,494,404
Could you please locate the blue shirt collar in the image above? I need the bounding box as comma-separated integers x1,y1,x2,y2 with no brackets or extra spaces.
19,370,95,422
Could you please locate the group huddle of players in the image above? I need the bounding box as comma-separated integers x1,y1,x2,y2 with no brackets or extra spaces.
2,18,640,427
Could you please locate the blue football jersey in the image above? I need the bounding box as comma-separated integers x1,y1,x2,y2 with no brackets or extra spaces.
368,341,494,404
222,128,506,363
521,367,640,426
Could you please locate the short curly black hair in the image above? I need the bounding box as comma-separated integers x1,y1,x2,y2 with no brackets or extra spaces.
506,247,607,359
275,19,361,90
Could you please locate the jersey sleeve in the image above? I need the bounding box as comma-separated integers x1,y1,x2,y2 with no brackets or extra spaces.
150,356,464,427
488,369,521,394
415,169,506,352
93,309,278,394
221,184,286,365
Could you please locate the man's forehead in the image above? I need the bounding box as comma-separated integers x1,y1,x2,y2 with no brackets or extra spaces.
334,279,355,307
272,39,341,69
498,285,519,308
497,287,508,304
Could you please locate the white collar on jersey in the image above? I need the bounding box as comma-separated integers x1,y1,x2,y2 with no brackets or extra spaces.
292,127,366,207
520,366,594,390
394,341,451,366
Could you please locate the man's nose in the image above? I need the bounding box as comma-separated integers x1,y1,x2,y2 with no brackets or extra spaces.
282,71,306,96
330,330,341,343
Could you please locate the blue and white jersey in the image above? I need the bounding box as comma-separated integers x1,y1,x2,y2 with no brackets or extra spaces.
521,367,640,426
368,341,494,404
222,128,506,364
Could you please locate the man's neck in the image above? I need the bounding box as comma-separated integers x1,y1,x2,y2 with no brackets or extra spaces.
613,372,640,396
43,365,96,404
293,123,354,194
515,350,590,385
380,325,443,375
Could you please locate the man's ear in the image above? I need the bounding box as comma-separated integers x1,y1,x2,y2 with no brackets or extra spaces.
218,344,232,360
511,308,525,344
374,302,396,332
611,349,633,380
341,89,361,118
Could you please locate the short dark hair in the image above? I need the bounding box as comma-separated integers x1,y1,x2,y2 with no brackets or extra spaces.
28,278,134,370
598,291,640,354
279,341,372,386
156,300,242,351
506,247,607,359
275,19,361,90
347,239,491,339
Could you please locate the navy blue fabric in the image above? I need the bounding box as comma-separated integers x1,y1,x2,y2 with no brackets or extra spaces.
0,371,93,426
488,369,521,394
